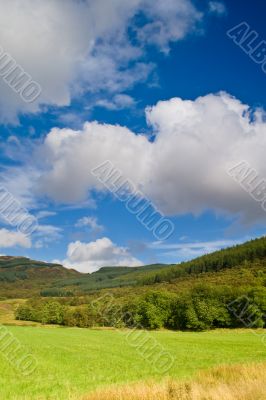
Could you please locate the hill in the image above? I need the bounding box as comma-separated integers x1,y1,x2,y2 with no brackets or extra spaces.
52,263,170,294
0,256,80,298
46,236,266,295
1,236,266,299
136,236,266,285
0,257,168,298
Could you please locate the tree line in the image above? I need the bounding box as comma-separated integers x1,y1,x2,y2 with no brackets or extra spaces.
16,284,266,331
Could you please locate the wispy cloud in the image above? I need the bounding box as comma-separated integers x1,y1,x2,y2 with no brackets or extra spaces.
75,216,104,235
149,238,247,261
95,94,136,111
209,1,227,15
36,211,57,220
33,224,63,248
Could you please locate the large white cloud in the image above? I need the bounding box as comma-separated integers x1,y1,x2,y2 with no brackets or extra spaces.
0,229,31,248
59,237,143,273
0,0,204,123
145,93,266,223
36,92,266,225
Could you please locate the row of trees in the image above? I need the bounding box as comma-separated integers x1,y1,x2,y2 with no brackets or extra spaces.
16,285,266,331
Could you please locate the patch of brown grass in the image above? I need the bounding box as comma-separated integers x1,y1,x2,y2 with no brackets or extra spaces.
83,363,266,400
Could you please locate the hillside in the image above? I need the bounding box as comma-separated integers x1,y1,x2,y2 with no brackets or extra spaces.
52,263,170,294
136,236,266,285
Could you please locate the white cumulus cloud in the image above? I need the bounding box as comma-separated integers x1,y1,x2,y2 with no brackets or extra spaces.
59,237,143,273
0,229,31,248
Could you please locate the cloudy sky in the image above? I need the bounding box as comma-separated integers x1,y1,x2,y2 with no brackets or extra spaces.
0,0,266,273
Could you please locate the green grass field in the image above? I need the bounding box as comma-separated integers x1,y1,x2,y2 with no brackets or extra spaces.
0,326,265,399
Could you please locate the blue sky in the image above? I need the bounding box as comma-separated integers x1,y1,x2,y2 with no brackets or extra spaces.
0,0,266,272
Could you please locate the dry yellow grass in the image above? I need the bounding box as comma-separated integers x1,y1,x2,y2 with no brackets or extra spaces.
83,363,266,400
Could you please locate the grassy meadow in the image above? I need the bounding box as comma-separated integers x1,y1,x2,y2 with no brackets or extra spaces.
0,326,265,399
